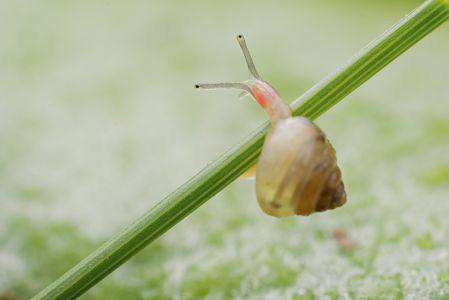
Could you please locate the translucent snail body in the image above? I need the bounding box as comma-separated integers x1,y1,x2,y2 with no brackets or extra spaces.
196,35,347,217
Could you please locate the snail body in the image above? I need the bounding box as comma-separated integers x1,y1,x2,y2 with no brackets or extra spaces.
196,35,346,217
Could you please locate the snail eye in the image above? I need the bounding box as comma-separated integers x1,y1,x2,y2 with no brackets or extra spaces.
194,35,346,218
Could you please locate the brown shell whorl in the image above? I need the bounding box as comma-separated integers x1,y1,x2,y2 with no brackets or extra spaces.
255,117,347,217
289,132,347,216
314,166,347,212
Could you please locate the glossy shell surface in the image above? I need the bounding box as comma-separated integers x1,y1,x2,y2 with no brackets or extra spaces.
255,117,346,217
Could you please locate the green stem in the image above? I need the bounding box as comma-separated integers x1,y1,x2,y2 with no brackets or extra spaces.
33,1,449,299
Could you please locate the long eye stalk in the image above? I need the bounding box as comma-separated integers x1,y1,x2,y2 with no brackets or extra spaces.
194,35,259,93
194,83,251,93
195,34,291,124
236,34,260,79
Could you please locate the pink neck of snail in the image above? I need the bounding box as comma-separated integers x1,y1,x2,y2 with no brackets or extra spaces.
250,80,292,124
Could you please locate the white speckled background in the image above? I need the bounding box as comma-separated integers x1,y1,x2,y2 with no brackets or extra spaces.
1,0,449,299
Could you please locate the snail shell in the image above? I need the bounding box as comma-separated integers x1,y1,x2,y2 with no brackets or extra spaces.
195,34,347,217
255,117,346,217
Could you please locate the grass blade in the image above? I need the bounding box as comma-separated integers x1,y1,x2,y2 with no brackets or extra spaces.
32,0,449,299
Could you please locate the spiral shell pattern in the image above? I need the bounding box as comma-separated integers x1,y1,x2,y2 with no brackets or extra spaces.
255,117,347,217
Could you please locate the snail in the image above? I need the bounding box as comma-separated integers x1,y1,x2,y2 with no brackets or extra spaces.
195,34,347,217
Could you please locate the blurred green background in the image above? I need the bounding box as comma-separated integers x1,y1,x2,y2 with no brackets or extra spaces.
1,0,449,299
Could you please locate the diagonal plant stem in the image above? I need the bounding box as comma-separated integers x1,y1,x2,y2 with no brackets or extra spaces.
33,0,449,299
